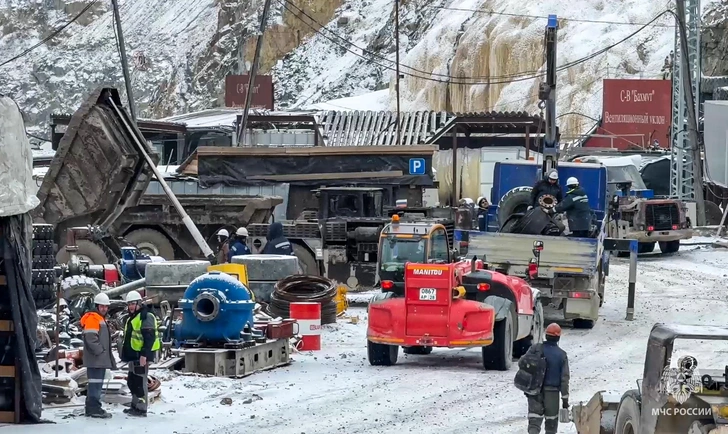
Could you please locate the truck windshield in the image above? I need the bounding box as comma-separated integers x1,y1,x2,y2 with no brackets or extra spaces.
379,238,426,271
607,165,648,190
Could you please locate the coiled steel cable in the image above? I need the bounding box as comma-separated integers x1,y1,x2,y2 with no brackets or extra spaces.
269,275,338,325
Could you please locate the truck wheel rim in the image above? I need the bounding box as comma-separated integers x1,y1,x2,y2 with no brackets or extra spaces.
135,241,158,256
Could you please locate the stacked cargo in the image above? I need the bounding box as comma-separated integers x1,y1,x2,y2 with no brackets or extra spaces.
31,224,57,308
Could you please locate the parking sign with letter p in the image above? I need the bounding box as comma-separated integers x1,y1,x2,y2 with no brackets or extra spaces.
409,158,425,175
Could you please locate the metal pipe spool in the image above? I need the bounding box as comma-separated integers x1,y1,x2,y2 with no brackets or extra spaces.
192,292,221,322
538,194,558,209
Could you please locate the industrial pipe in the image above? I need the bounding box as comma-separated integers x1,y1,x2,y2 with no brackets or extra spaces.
103,278,146,299
105,98,216,262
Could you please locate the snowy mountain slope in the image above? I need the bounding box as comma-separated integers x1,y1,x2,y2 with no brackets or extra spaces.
0,0,723,140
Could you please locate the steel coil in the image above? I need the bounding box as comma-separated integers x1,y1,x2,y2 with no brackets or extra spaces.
269,275,338,324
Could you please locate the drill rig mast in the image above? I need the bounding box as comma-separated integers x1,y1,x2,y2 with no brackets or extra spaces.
538,15,559,177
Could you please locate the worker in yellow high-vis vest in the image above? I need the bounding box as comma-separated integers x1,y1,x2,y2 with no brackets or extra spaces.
120,290,160,417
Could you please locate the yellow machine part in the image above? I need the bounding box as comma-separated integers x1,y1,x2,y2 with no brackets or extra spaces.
207,264,254,301
335,285,348,315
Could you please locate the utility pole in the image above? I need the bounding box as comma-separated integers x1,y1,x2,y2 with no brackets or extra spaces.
237,0,273,146
110,0,137,121
394,0,401,146
675,0,706,225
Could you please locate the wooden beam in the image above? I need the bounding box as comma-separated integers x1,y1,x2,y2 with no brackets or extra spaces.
247,170,404,181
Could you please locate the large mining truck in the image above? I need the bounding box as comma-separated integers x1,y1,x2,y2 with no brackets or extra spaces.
32,87,281,264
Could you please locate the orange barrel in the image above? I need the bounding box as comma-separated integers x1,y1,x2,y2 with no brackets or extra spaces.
290,302,321,350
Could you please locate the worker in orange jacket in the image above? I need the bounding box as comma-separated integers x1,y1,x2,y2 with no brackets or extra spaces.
80,293,117,418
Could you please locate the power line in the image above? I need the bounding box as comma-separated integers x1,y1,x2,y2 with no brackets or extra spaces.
0,0,99,68
281,0,671,86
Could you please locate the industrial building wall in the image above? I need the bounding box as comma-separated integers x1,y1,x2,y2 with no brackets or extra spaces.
704,100,728,187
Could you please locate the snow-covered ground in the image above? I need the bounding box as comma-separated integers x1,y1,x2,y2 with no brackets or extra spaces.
15,244,728,433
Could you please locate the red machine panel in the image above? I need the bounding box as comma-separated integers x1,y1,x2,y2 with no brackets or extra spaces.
404,264,452,337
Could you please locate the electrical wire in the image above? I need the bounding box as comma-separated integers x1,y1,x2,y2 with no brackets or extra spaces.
0,0,99,68
268,275,338,325
282,0,672,85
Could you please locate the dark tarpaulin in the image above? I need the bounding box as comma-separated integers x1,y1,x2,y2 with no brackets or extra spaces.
0,214,42,423
640,158,671,197
197,155,434,188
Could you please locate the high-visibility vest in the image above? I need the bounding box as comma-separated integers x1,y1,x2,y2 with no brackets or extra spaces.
129,313,161,352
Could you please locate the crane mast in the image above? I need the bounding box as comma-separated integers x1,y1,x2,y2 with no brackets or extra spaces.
539,15,559,176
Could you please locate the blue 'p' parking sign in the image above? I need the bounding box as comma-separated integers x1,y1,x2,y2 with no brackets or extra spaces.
409,158,425,175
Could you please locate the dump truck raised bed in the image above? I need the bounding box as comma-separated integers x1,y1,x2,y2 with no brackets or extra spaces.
31,87,281,263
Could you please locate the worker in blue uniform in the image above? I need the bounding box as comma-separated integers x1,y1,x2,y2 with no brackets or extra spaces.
262,222,294,255
228,227,252,262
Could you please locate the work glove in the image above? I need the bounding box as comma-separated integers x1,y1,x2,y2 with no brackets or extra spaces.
562,398,569,409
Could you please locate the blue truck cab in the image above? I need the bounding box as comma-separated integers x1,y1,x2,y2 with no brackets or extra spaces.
457,160,610,329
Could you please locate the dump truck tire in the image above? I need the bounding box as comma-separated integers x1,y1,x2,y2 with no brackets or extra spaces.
124,228,176,260
403,346,433,355
482,311,513,370
513,299,543,358
659,240,680,254
32,224,55,241
56,240,111,265
232,254,299,280
497,186,533,228
615,390,641,434
144,260,211,287
367,341,398,366
292,243,319,276
61,275,100,301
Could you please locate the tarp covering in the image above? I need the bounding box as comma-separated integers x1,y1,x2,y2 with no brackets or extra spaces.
198,155,435,188
0,214,42,423
0,95,40,216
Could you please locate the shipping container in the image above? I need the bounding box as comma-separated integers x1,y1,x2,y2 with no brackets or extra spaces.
224,75,275,109
583,79,672,150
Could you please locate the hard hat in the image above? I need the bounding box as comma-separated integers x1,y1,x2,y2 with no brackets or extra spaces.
545,323,562,337
477,196,485,204
236,227,248,237
548,170,559,180
566,177,579,186
217,228,229,237
93,293,111,306
125,290,143,303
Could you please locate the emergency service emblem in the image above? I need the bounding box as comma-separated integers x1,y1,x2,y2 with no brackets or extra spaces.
659,355,702,404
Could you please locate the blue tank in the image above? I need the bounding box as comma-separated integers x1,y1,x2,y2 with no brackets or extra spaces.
119,247,165,281
177,271,256,344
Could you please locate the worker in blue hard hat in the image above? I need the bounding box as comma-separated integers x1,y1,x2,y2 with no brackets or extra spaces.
529,169,563,210
120,290,160,417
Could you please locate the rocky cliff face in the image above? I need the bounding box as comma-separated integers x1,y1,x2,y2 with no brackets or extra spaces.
0,0,725,139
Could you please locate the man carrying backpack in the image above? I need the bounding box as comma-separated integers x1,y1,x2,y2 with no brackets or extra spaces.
514,323,570,434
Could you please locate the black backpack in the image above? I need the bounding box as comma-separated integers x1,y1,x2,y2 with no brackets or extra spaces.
514,343,547,395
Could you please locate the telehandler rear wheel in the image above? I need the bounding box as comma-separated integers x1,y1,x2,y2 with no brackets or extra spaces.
367,341,398,366
482,312,513,371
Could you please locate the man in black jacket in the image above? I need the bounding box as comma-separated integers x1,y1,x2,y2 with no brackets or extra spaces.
530,169,563,209
262,221,294,255
553,177,593,237
121,290,160,417
526,323,570,434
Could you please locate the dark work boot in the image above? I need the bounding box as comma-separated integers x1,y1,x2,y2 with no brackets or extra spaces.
85,408,112,419
126,407,147,417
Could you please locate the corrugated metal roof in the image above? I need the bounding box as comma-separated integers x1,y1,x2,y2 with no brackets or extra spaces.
313,110,543,146
315,110,455,146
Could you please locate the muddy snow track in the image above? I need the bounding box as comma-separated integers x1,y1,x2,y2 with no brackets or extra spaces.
19,246,728,434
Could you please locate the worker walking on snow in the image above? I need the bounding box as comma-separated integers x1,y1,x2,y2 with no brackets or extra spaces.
529,169,563,210
262,221,294,255
552,177,593,238
215,228,230,264
121,290,160,417
228,227,252,262
80,293,117,419
517,323,570,434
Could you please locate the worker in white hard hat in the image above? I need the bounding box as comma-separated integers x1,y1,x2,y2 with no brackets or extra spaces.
215,228,230,264
529,169,563,210
79,292,116,419
120,290,160,417
228,226,252,262
552,177,593,238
